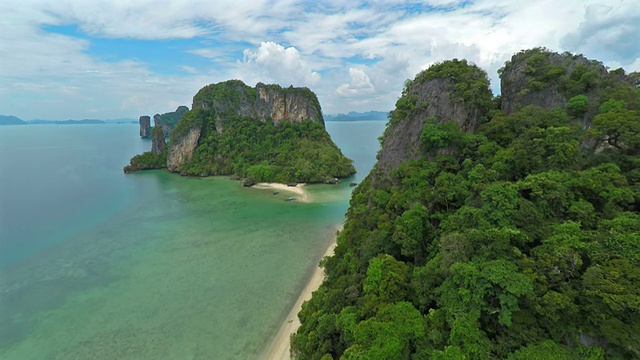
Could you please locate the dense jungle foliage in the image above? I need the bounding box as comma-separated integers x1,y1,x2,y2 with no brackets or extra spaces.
292,51,640,359
174,108,354,182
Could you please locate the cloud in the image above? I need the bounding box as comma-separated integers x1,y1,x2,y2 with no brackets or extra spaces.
2,0,639,119
561,3,640,65
336,68,375,96
237,42,320,86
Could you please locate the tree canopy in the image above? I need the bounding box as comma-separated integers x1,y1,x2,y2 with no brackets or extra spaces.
292,52,640,359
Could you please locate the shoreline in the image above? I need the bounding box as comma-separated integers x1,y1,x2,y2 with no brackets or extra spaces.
261,226,341,360
252,182,309,202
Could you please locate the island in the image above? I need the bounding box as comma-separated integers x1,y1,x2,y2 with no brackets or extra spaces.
324,111,389,121
125,80,355,184
290,48,640,359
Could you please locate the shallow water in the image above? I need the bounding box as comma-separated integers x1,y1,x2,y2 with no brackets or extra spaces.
0,121,386,359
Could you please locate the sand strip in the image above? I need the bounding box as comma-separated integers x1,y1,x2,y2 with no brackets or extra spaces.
261,228,340,360
252,183,309,202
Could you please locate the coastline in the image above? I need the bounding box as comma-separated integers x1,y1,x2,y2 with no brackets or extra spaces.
252,182,309,202
261,226,341,360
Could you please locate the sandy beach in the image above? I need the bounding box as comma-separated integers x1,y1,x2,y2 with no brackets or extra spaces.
261,228,340,360
253,183,310,202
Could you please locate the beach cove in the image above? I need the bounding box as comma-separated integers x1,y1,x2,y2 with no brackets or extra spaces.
0,121,386,359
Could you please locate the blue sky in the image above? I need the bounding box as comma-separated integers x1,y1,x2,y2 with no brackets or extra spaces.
1,0,639,120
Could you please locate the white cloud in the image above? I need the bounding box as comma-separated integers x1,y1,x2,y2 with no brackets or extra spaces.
237,42,320,87
336,68,375,96
1,0,638,119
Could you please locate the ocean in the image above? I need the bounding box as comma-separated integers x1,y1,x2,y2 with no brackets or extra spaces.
0,120,386,359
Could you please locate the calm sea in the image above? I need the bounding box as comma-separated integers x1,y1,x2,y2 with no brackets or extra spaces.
0,120,386,359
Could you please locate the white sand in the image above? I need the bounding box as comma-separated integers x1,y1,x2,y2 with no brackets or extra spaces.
252,183,309,202
261,228,340,360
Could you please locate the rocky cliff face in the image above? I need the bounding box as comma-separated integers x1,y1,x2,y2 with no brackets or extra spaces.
168,80,325,172
151,125,166,155
499,48,627,128
192,80,323,132
167,126,201,172
375,60,493,177
139,116,151,138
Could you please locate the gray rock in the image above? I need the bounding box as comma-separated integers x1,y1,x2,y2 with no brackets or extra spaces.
139,116,151,138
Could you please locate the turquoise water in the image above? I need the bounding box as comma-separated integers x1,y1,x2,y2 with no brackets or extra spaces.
0,121,386,359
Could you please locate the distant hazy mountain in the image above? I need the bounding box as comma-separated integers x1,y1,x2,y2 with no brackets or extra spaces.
28,119,106,124
0,115,27,125
324,111,388,121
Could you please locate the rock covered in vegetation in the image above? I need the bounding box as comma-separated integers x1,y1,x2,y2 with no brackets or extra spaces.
292,50,640,359
152,105,189,136
192,81,324,130
139,115,151,138
129,80,354,183
376,59,493,177
500,48,639,128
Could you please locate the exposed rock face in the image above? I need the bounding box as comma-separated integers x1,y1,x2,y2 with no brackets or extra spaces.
500,49,609,127
192,80,323,133
153,114,162,126
167,126,201,172
139,116,151,138
151,125,166,155
376,62,492,177
254,83,323,125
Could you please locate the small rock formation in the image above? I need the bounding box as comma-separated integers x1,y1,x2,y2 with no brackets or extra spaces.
151,125,166,155
139,116,151,138
153,114,162,126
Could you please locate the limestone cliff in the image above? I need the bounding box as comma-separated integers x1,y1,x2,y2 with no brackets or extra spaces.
166,125,201,172
151,125,166,155
139,116,151,138
153,106,189,136
375,59,493,177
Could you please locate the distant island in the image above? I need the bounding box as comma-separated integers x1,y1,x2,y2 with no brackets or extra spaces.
324,111,389,121
0,115,27,125
125,80,355,184
0,115,138,125
29,119,105,125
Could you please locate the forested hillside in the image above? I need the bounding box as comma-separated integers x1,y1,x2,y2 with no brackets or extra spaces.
292,48,640,359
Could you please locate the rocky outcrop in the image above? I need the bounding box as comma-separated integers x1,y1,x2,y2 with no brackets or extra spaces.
153,114,162,126
500,48,610,127
375,60,492,177
254,83,323,125
151,125,166,155
139,116,151,138
167,125,201,172
167,80,326,172
192,80,323,132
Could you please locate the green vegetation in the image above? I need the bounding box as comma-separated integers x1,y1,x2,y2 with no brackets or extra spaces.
292,53,640,359
177,115,354,182
123,149,167,172
157,105,188,128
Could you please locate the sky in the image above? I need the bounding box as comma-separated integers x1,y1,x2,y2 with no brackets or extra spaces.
1,0,639,120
